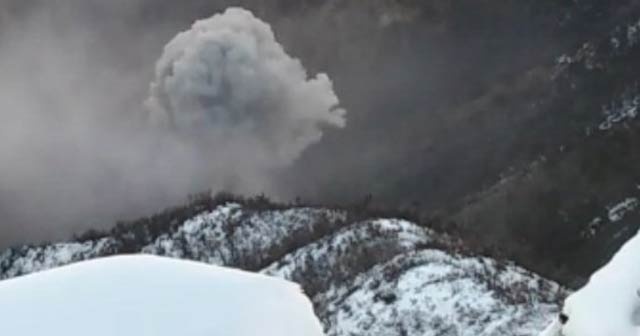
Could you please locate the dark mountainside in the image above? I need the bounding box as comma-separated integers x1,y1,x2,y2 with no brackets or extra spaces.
270,0,640,285
2,0,640,287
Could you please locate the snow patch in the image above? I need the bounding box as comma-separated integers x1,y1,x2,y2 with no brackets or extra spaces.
607,197,639,222
598,92,640,131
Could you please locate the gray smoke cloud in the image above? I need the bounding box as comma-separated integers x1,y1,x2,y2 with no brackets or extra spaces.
0,4,345,247
146,8,346,193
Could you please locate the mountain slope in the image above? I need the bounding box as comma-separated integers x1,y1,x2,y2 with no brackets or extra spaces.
0,201,565,336
319,251,558,336
446,10,640,284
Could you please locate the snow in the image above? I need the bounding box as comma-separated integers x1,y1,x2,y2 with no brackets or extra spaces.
0,203,347,278
143,203,347,268
609,17,640,52
552,42,599,79
598,92,640,131
582,217,603,238
540,229,640,336
608,197,639,222
0,255,324,336
0,238,118,279
263,218,434,296
628,19,640,48
320,250,562,336
579,196,640,238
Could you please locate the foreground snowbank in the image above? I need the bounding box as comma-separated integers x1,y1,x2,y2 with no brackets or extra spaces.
0,255,324,336
540,229,640,336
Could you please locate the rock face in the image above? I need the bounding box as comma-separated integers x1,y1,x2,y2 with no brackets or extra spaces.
0,202,565,336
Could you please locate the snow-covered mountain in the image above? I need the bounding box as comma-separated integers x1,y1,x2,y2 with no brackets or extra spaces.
0,200,565,336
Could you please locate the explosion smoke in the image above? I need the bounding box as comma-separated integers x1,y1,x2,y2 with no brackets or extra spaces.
146,8,346,191
0,5,345,247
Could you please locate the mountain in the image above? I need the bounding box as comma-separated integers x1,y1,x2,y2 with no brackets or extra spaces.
257,0,640,285
443,5,640,284
148,0,640,286
0,255,324,336
0,197,565,336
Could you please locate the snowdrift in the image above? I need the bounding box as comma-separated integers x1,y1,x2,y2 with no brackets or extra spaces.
540,229,640,336
0,255,324,336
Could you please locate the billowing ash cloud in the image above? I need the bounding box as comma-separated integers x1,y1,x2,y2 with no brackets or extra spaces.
146,8,346,185
0,4,345,247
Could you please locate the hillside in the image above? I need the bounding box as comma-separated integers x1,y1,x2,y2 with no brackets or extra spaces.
445,10,640,284
0,199,565,336
262,0,640,284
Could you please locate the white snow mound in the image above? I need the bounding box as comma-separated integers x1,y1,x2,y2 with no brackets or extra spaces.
0,255,325,336
540,229,640,336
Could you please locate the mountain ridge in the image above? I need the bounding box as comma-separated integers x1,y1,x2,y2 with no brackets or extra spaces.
0,196,565,336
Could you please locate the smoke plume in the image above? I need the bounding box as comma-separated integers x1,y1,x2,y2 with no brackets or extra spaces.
146,8,346,192
0,4,345,247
